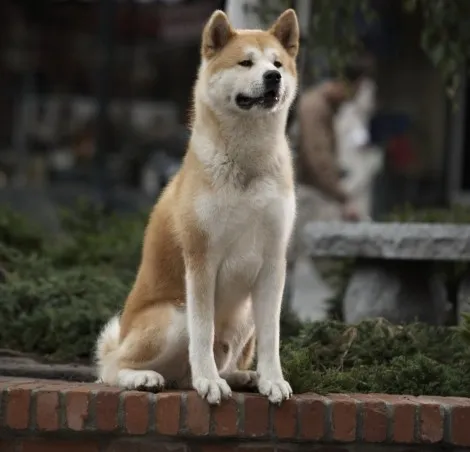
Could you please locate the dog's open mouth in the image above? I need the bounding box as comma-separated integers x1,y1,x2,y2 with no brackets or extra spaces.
236,90,280,110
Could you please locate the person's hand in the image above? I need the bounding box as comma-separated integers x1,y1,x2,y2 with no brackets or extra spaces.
341,200,361,222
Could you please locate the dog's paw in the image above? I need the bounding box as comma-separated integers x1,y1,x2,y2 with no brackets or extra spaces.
193,376,232,405
258,378,292,404
117,369,165,392
222,370,258,390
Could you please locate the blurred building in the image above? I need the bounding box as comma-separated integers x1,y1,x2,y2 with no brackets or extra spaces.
292,0,467,216
0,0,219,209
0,0,467,217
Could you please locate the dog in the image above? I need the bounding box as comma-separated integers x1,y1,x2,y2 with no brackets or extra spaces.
95,8,299,405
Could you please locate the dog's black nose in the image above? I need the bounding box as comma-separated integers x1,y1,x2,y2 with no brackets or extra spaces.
263,70,281,88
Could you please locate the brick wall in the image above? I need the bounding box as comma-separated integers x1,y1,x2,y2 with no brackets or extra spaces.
1,377,469,451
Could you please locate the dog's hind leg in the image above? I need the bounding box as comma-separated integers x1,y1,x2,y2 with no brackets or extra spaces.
96,303,185,391
219,330,258,390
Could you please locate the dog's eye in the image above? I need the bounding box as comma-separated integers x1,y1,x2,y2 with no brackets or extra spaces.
238,60,254,68
273,61,283,68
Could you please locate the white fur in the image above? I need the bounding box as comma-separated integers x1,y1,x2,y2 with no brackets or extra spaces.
94,315,121,383
117,369,165,390
199,46,297,117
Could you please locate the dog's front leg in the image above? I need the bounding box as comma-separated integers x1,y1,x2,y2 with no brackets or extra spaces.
186,262,232,405
252,258,292,404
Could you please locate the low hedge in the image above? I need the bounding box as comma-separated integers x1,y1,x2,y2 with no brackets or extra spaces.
1,202,470,396
281,318,470,396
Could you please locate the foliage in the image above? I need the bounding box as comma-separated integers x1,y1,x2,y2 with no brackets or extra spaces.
282,318,470,395
1,204,470,396
0,267,127,360
460,312,470,344
404,0,470,100
255,0,470,99
0,202,142,360
0,207,46,254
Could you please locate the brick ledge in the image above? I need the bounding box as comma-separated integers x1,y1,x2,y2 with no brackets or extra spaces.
1,377,470,449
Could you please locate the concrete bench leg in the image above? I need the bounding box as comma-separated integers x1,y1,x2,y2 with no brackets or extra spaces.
343,259,449,325
457,271,470,325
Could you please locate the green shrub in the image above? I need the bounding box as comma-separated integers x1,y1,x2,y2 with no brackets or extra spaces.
281,318,470,395
0,267,127,360
1,204,470,396
0,207,46,254
0,203,140,360
50,201,147,271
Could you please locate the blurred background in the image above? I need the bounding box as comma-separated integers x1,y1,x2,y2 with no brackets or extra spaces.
1,0,468,220
1,0,470,338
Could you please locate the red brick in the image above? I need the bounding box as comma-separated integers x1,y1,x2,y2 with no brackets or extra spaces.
5,381,52,430
237,448,275,452
0,439,16,452
329,394,357,442
272,397,297,439
101,440,137,452
298,394,327,440
35,389,60,431
418,397,444,443
451,402,470,446
243,394,269,437
123,391,149,435
198,446,235,452
378,395,417,444
102,439,171,452
139,442,187,452
64,388,90,431
305,449,349,452
186,391,210,435
351,394,388,442
95,388,121,432
21,439,99,452
73,382,118,392
6,387,32,429
211,397,238,436
155,392,181,435
237,447,275,452
0,378,36,390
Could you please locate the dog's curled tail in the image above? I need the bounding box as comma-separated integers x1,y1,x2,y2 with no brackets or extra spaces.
94,315,121,383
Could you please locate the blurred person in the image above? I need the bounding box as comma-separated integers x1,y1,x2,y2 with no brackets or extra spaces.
296,63,372,222
289,62,372,259
284,60,373,316
335,76,383,221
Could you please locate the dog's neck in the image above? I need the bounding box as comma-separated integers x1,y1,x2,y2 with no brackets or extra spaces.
192,98,288,153
189,98,291,188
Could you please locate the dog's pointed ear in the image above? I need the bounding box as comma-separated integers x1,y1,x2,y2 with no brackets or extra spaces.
202,10,235,59
269,9,299,58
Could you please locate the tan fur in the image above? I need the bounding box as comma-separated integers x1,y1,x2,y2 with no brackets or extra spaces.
95,9,299,405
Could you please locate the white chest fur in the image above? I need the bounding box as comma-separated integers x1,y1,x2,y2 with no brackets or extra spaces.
194,174,295,308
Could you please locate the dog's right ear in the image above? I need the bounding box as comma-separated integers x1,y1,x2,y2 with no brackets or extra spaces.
202,10,235,59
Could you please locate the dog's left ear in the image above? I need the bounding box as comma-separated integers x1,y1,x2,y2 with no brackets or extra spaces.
202,10,235,59
269,9,299,58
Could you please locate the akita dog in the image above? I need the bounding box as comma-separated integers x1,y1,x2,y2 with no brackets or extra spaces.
95,8,299,405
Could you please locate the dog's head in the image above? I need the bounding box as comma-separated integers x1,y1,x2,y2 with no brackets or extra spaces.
197,9,299,116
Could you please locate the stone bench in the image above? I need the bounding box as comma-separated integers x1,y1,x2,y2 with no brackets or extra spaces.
303,222,470,325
